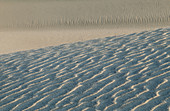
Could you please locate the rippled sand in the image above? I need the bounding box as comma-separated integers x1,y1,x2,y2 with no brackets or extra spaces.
0,28,170,111
0,0,170,110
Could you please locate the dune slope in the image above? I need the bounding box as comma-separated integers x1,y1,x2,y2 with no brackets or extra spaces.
0,0,170,30
0,28,170,111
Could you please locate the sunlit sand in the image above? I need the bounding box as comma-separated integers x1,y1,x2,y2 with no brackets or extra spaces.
0,0,170,110
0,0,170,54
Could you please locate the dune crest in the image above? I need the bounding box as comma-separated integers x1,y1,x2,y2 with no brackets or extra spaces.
0,28,170,111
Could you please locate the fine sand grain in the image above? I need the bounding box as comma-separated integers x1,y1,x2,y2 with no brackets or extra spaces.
0,28,170,111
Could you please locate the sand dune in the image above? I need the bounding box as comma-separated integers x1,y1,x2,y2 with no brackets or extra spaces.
0,0,170,30
0,0,170,110
0,27,163,54
0,0,170,54
0,28,170,111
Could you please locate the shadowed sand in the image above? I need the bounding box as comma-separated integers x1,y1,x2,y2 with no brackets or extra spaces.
0,0,169,110
0,28,170,111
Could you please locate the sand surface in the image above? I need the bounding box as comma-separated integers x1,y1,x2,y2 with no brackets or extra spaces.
0,27,164,54
0,28,170,111
0,0,170,30
0,0,170,110
0,0,170,54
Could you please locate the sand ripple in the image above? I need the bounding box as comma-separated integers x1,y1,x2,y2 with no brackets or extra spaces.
0,28,170,111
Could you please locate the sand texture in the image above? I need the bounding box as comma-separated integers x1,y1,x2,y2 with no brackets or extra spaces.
0,0,170,54
0,0,170,30
0,27,162,54
0,28,170,111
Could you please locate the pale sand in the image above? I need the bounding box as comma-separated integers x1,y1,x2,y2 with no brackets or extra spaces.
0,27,164,54
0,0,170,54
0,28,169,110
0,0,170,29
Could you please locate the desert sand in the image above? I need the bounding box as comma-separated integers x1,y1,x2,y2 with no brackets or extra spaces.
0,0,170,110
0,0,170,54
0,0,170,30
0,28,170,110
0,27,165,54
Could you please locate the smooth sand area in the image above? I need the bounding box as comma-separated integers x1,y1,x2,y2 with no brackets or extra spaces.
0,0,170,54
0,0,170,30
0,27,167,54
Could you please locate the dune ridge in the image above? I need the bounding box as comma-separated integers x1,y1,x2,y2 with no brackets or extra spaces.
1,27,166,55
1,15,170,30
0,28,170,111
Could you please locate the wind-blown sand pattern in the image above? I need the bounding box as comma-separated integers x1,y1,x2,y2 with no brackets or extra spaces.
0,0,170,30
0,28,170,111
